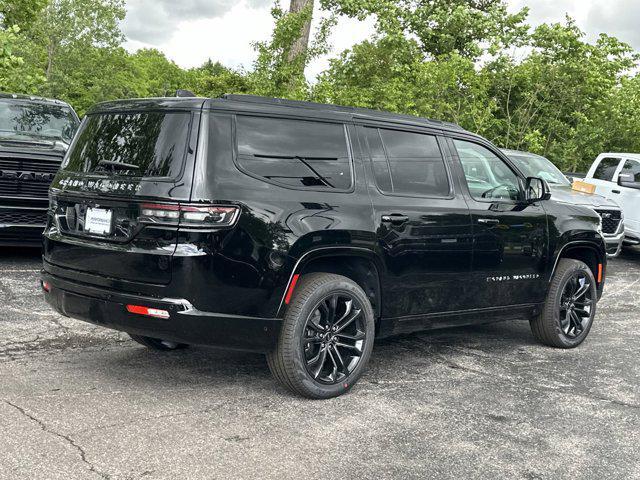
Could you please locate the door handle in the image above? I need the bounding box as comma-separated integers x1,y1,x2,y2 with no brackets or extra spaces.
612,190,621,194
478,218,500,225
381,214,409,225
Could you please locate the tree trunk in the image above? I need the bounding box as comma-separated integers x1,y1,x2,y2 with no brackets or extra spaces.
46,42,54,82
287,0,314,63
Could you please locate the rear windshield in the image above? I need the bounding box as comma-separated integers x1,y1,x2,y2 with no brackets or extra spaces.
62,112,191,178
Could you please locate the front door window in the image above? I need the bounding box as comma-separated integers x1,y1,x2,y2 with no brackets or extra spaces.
453,140,522,201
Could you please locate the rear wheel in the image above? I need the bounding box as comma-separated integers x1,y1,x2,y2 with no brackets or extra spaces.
128,334,189,351
267,273,375,399
530,259,597,348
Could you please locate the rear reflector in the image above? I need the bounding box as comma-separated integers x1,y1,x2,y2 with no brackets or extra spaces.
126,304,170,319
284,274,300,305
41,280,51,293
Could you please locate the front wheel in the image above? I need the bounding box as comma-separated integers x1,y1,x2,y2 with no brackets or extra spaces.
267,273,375,399
530,259,597,348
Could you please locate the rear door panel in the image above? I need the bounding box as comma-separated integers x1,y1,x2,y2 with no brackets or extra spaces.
358,125,474,318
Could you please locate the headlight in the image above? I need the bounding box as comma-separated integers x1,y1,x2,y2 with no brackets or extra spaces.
596,215,603,234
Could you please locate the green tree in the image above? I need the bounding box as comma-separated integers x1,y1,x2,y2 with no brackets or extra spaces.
314,36,494,130
485,19,638,170
28,0,125,87
321,0,529,59
250,0,335,98
129,49,187,97
185,60,250,98
0,0,47,29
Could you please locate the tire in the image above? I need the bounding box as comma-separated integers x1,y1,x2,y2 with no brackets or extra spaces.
128,334,189,351
530,259,597,348
267,273,375,399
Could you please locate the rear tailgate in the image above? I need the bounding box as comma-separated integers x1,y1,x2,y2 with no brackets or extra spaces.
44,104,203,285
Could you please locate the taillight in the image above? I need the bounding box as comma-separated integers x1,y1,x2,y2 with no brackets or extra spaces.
180,206,239,227
138,203,239,228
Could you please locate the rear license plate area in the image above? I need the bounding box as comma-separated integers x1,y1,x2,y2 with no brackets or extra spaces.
85,207,113,235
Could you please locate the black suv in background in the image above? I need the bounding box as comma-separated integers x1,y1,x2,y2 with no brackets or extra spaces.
42,95,606,398
0,93,79,245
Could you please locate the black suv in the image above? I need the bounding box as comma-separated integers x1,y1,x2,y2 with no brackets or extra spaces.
42,95,606,398
0,93,80,245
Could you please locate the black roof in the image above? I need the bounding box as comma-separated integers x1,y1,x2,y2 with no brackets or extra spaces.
219,94,465,131
0,92,74,108
89,97,207,114
88,94,468,133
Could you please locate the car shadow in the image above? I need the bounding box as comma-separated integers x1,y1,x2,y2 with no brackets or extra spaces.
1,246,42,261
86,319,536,396
619,245,640,261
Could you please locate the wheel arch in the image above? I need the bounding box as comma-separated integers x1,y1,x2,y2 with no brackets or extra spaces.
277,247,384,322
551,240,606,294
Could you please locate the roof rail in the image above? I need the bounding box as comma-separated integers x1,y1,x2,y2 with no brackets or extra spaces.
221,94,463,130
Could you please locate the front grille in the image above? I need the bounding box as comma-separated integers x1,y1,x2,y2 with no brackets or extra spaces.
0,178,51,197
0,210,47,226
0,154,61,198
0,157,61,174
595,209,622,235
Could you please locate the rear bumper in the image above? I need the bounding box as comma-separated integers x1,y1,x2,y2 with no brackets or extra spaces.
41,271,283,353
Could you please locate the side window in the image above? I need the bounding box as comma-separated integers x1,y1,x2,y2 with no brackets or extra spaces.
364,127,450,197
593,157,621,182
363,127,392,192
453,139,522,201
620,159,640,182
235,116,352,190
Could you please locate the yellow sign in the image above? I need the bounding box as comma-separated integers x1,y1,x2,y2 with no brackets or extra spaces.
572,180,596,194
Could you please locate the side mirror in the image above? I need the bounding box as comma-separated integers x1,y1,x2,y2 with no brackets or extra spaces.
526,177,551,203
618,173,640,190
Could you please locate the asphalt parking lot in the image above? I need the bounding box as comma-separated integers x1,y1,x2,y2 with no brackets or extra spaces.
1,249,639,480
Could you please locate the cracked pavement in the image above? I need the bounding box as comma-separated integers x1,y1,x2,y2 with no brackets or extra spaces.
1,248,639,480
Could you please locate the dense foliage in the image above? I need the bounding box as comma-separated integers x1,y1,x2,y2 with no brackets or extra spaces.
2,0,639,171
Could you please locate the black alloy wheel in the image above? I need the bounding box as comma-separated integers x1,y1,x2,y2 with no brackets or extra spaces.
530,258,597,348
302,293,367,385
267,273,375,399
559,271,594,339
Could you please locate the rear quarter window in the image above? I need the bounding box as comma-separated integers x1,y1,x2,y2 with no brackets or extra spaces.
235,116,352,190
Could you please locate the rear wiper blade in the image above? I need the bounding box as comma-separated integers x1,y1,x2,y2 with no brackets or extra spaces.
97,160,139,171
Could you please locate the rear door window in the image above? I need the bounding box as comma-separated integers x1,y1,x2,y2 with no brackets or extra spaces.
62,112,192,178
592,157,622,182
235,116,352,190
364,127,450,197
620,159,640,182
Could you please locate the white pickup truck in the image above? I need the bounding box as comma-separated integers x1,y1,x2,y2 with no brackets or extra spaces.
582,153,640,247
